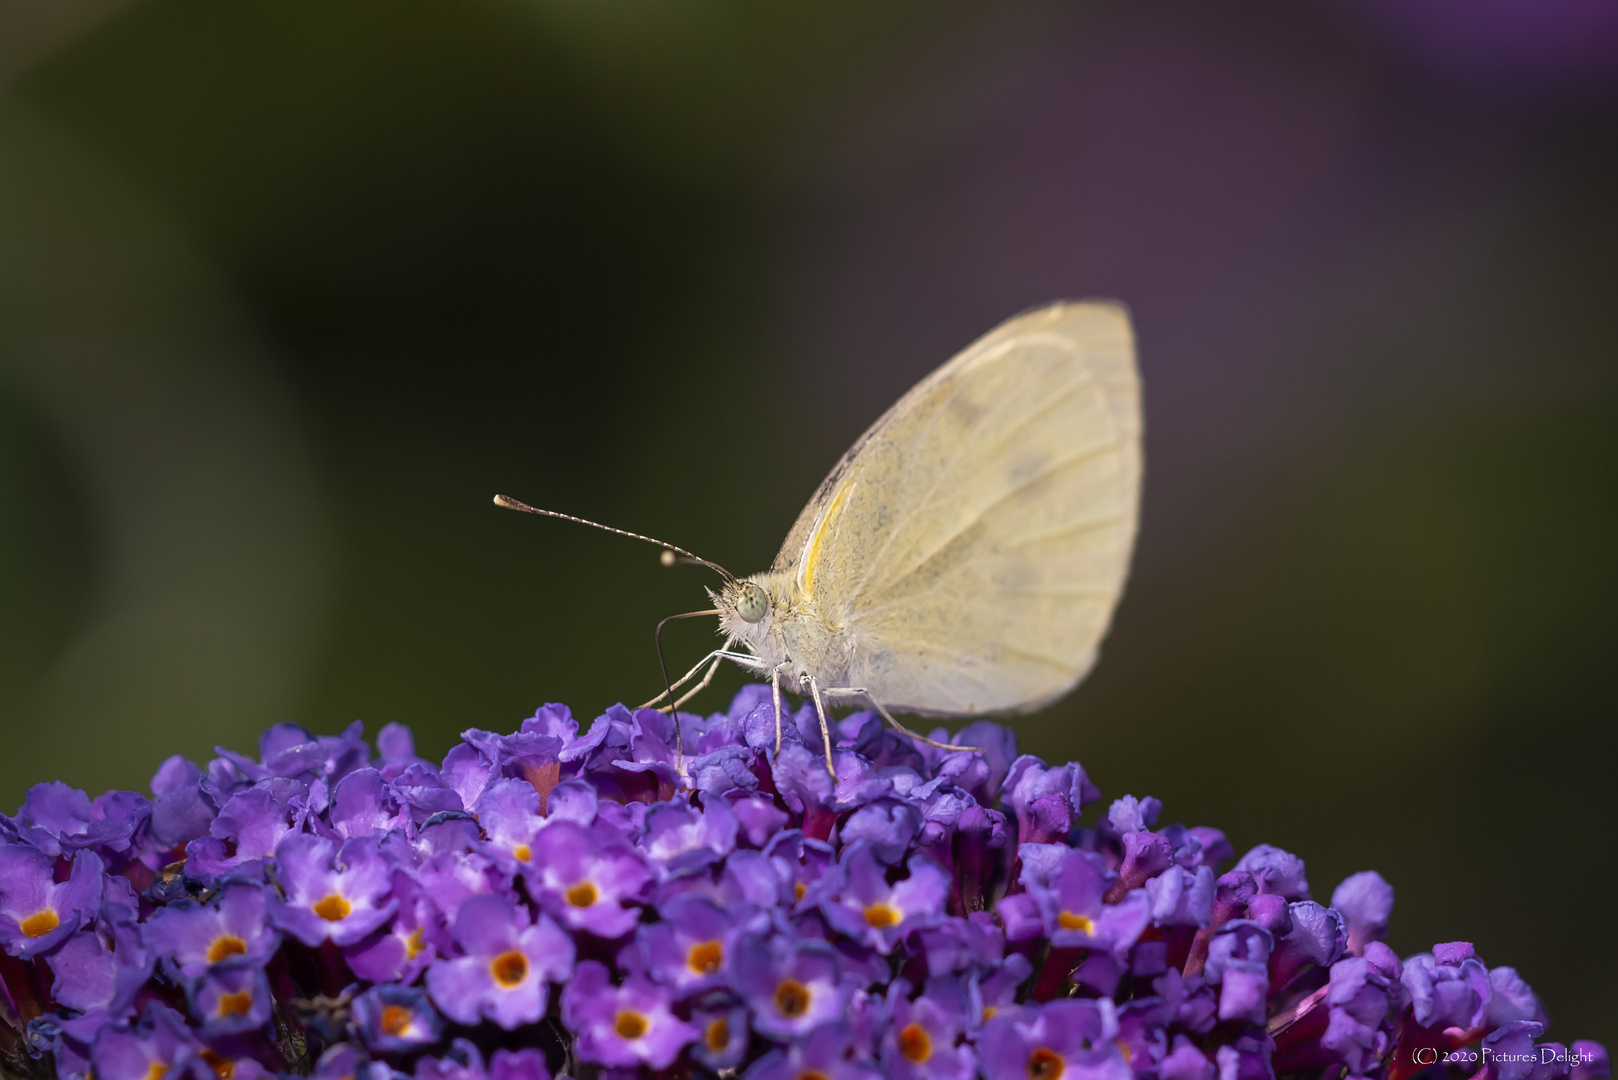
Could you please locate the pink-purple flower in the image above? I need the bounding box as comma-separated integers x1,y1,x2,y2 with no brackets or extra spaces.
622,892,745,995
46,918,150,1017
0,846,103,958
424,894,573,1029
691,1003,751,1071
187,959,273,1036
979,998,1132,1080
821,844,951,954
561,959,699,1068
881,980,976,1080
733,934,848,1040
87,1006,200,1080
352,985,444,1052
745,1022,884,1080
411,1039,549,1080
142,881,280,979
266,833,396,946
342,872,443,984
523,819,651,938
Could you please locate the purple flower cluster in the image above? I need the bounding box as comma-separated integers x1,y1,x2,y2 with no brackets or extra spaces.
0,687,1607,1080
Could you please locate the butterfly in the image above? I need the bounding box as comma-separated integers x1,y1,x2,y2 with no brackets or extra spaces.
497,300,1142,777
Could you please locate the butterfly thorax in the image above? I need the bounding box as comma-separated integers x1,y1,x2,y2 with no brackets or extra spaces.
714,571,848,686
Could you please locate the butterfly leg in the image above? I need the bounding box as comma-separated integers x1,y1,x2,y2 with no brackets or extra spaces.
664,654,725,711
643,642,764,708
638,645,743,712
803,674,838,781
772,663,787,757
638,647,730,710
822,688,981,753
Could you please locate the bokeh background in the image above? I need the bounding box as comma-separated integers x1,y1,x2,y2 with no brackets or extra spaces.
1,0,1614,1043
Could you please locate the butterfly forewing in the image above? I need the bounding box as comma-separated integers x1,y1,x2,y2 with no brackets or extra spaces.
775,302,1141,717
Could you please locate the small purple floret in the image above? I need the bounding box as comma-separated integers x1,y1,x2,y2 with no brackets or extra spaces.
142,882,280,979
733,934,847,1040
0,846,103,958
822,845,950,954
524,820,651,938
561,959,698,1069
979,998,1131,1080
425,894,574,1029
352,985,444,1052
267,833,396,946
188,959,273,1036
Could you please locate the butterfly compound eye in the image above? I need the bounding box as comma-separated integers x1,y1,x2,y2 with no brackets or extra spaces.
735,582,769,624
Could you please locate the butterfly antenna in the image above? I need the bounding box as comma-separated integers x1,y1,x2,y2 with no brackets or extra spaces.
493,494,737,584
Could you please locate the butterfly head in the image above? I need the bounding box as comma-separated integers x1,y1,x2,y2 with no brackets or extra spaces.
713,576,785,654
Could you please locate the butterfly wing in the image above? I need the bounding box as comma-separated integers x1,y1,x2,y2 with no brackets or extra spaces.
774,301,1141,716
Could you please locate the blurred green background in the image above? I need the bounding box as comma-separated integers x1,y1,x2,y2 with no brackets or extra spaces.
0,0,1614,1044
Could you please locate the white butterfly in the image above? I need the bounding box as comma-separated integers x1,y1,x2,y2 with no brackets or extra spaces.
498,300,1142,777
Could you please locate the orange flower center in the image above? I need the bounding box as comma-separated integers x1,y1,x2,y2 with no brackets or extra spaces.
216,991,254,1018
200,1049,234,1079
687,940,723,974
19,910,58,938
863,902,900,928
774,979,811,1018
796,1073,830,1080
142,1061,168,1080
405,927,426,959
793,882,806,902
566,882,598,908
207,935,248,963
614,1011,648,1039
1027,1048,1066,1080
899,1023,932,1063
512,844,532,863
1056,912,1094,934
705,1017,730,1052
490,950,528,987
381,1004,413,1036
313,894,351,922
